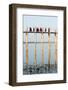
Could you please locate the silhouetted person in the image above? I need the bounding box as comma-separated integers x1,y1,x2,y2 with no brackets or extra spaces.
29,27,32,32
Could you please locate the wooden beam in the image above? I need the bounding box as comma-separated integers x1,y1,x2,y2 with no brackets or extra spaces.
34,31,37,65
48,28,50,69
55,32,58,65
41,33,44,65
26,33,28,65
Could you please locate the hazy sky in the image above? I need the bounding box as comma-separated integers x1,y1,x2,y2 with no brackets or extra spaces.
23,15,57,32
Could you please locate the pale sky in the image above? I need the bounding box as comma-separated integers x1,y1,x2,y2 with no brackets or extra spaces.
23,15,57,32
